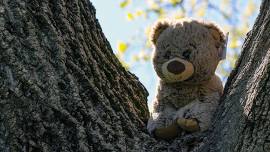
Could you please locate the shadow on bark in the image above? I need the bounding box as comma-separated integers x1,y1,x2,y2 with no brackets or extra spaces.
0,0,270,152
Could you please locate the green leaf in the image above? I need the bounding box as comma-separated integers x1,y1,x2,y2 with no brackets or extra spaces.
126,12,134,21
168,0,182,6
117,41,128,54
120,0,131,8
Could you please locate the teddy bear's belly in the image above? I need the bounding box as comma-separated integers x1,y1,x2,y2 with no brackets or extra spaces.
173,92,220,131
167,96,197,109
158,87,199,109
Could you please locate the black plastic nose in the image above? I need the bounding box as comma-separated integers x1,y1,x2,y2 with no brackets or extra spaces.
167,60,185,74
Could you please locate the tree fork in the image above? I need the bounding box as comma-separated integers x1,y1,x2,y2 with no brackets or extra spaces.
1,0,270,151
0,0,149,151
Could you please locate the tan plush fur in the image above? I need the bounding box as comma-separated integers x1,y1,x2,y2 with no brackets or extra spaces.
147,18,226,140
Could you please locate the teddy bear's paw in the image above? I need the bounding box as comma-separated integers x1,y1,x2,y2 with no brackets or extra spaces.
154,122,179,140
177,118,200,132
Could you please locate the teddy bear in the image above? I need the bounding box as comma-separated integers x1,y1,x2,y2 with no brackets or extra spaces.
147,18,228,140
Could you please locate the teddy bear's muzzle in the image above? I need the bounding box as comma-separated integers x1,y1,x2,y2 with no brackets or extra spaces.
161,58,194,83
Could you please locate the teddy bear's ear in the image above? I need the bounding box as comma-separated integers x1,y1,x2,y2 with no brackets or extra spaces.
150,20,170,45
204,23,227,60
218,32,229,60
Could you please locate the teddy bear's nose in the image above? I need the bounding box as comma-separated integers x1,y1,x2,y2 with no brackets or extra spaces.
167,60,185,74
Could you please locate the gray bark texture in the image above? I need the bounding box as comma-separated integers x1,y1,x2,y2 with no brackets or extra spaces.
0,0,150,151
199,0,270,151
0,0,270,151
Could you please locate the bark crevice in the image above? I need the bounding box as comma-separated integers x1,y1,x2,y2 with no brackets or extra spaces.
1,0,270,151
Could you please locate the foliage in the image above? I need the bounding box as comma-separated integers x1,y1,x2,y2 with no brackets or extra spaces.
116,0,259,81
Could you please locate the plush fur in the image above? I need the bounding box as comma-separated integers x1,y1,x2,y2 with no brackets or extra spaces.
147,18,226,140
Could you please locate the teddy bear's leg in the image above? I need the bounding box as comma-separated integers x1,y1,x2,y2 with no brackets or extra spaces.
173,102,200,132
177,118,199,132
191,94,219,131
154,120,179,140
174,93,220,132
147,104,179,139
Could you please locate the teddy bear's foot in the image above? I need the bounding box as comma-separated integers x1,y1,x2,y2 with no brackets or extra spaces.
154,122,179,140
177,118,199,132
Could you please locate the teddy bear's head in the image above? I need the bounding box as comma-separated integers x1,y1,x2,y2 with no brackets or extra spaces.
150,19,227,84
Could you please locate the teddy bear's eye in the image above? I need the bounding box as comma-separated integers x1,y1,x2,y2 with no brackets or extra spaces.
182,50,191,59
189,43,197,49
164,51,171,59
164,43,170,50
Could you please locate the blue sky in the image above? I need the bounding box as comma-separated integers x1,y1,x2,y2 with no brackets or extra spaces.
90,0,259,110
91,0,157,108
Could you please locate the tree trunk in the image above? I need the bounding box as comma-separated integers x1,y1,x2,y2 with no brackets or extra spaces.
199,0,270,151
0,0,150,151
0,0,270,152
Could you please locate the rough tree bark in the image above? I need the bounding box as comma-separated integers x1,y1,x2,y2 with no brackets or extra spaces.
0,0,269,152
199,0,270,151
0,0,151,151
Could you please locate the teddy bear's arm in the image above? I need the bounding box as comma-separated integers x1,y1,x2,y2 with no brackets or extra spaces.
147,102,184,140
177,118,199,132
154,121,179,140
147,102,176,133
201,74,223,96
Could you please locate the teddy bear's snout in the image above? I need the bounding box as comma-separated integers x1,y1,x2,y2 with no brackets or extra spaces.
167,60,185,74
161,58,194,83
